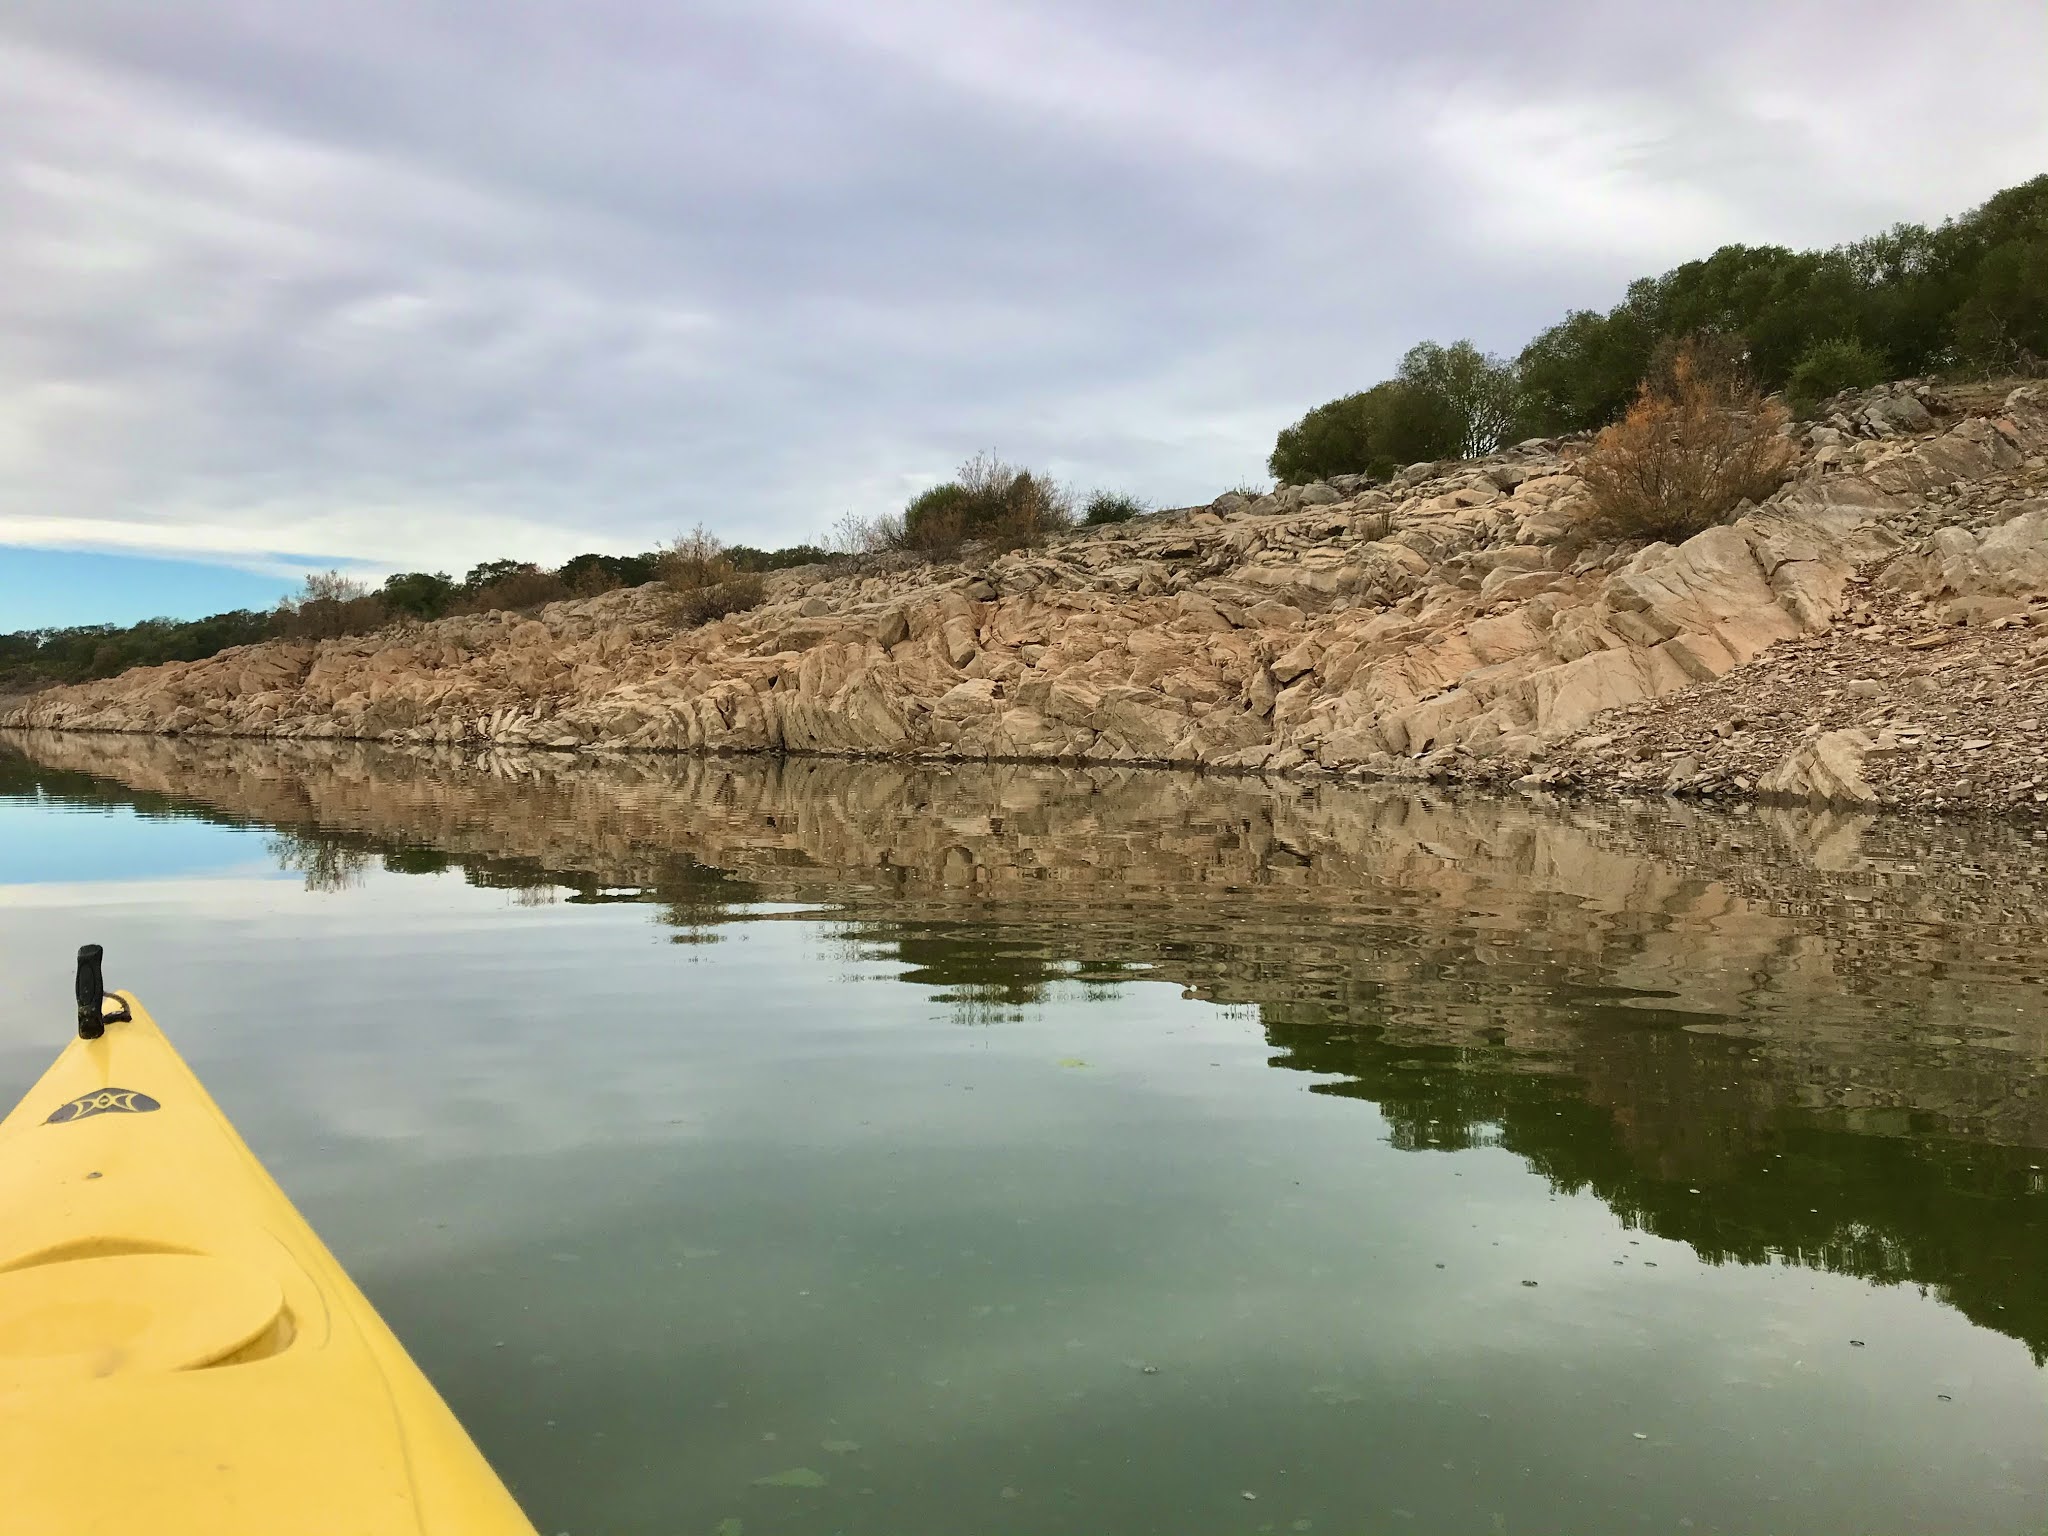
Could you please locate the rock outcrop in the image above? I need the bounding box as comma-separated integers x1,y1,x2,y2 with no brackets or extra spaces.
9,382,2048,812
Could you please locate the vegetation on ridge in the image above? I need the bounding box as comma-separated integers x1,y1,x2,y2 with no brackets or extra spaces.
1271,172,2048,482
1575,343,1797,543
7,174,2046,697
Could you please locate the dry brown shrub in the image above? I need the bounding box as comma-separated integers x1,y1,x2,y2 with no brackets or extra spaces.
272,571,388,640
450,567,570,614
1577,342,1795,544
658,525,736,591
901,501,967,559
657,526,766,626
673,573,766,627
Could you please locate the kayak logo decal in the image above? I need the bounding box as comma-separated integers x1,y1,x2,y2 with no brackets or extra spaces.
45,1088,161,1124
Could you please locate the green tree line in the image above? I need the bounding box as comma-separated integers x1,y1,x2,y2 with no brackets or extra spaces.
1,540,829,692
1270,172,2048,483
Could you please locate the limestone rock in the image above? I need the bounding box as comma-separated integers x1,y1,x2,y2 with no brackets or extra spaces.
1759,730,1879,807
7,375,2047,819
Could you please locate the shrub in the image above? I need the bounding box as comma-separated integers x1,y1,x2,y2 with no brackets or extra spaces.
901,483,973,557
273,571,387,640
451,564,569,614
900,453,1072,557
1785,337,1890,415
1576,342,1795,544
673,573,766,627
829,510,904,556
1083,490,1147,525
657,526,736,591
655,527,769,626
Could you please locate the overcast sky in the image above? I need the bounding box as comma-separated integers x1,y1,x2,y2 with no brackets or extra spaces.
3,1,2045,628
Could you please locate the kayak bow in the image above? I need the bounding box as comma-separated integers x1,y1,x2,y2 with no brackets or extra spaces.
0,945,537,1534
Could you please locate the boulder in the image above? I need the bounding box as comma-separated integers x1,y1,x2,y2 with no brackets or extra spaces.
1759,730,1879,806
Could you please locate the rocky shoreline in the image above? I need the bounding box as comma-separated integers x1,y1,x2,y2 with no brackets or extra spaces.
9,381,2048,815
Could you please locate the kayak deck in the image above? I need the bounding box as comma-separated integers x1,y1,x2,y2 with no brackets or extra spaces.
0,986,536,1535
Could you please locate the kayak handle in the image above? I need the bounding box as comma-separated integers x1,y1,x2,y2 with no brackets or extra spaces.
75,944,132,1040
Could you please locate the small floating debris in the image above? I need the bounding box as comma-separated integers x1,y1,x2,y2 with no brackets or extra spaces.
821,1439,860,1455
1521,1280,1538,1288
1850,1339,1866,1348
753,1467,826,1489
1242,1490,1259,1501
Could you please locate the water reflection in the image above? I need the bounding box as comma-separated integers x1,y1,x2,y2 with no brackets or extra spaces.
6,729,2044,1379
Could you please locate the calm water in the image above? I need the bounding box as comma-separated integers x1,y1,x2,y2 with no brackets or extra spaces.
2,731,2045,1535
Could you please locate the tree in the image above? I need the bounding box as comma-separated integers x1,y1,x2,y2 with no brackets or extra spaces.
380,571,456,619
558,552,657,593
462,559,537,592
273,571,384,641
1952,237,2048,372
1395,340,1521,457
1268,377,1465,483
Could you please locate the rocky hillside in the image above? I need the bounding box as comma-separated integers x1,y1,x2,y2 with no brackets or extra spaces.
9,382,2048,813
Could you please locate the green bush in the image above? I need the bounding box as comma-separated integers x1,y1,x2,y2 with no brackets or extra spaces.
1083,491,1147,525
380,571,456,619
727,543,830,572
558,551,658,594
1785,337,1890,415
1286,173,2048,452
900,454,1072,556
1395,340,1520,458
1269,378,1462,483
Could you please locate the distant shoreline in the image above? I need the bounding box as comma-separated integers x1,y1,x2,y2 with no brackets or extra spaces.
10,381,2047,819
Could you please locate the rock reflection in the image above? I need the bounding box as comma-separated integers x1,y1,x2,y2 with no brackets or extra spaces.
4,729,2045,1358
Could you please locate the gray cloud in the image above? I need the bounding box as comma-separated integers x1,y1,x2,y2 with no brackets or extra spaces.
1,0,2043,578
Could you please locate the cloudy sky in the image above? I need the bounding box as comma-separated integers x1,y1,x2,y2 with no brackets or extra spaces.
3,1,2044,628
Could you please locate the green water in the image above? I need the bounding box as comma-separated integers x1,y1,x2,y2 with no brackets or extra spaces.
1,733,2043,1534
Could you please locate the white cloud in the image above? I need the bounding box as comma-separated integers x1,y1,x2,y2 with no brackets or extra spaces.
0,1,2042,598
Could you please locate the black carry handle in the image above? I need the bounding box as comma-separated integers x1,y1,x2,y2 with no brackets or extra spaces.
75,944,132,1040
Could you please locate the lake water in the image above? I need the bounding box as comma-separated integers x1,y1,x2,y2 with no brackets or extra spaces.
1,730,2044,1535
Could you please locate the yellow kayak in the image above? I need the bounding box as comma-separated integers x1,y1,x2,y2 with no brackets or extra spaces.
0,946,537,1534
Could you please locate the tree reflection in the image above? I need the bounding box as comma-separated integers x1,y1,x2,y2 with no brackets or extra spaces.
6,734,2045,1360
